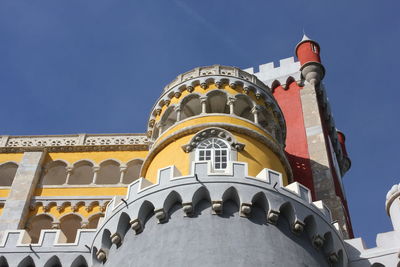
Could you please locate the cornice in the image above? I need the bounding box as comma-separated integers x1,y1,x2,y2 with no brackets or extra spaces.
0,134,150,153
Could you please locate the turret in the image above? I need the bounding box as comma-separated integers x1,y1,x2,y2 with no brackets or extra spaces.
386,184,400,231
142,65,292,185
295,34,325,85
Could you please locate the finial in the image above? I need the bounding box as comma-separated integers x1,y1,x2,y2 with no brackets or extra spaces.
301,34,311,42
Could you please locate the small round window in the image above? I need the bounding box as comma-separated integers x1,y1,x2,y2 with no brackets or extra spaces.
196,138,229,170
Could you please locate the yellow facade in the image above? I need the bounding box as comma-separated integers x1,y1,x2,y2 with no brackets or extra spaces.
144,115,288,184
34,187,127,197
0,153,23,164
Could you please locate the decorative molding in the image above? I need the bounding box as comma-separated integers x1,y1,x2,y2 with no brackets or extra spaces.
164,65,270,93
181,127,245,153
142,122,292,182
0,134,150,152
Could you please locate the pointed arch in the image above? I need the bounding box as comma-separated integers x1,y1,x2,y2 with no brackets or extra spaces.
192,186,211,209
44,256,61,267
0,162,18,186
304,215,318,241
96,160,120,185
222,186,240,207
17,256,35,267
101,228,112,250
70,255,88,267
69,160,94,185
137,200,155,227
163,190,183,214
115,212,131,242
279,201,296,226
0,256,8,267
251,192,269,212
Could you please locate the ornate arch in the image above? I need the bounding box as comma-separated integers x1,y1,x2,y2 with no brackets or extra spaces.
181,127,244,153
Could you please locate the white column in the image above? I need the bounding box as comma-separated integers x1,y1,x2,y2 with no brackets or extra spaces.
200,96,207,114
92,166,100,184
227,97,235,115
175,106,182,121
119,166,127,184
251,106,259,124
64,166,73,185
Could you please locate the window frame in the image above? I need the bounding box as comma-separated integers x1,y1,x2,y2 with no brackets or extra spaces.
196,138,230,170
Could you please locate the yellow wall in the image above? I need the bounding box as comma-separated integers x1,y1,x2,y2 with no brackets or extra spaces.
0,189,10,198
34,187,127,197
46,151,148,165
144,116,288,184
145,135,191,183
236,133,288,184
155,115,277,147
0,153,23,164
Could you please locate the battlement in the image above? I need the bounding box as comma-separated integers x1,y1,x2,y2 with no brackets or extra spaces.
244,57,301,88
91,161,347,266
0,229,94,266
345,231,400,266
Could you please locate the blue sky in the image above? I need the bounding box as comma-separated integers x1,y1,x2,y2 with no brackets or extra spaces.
0,0,399,247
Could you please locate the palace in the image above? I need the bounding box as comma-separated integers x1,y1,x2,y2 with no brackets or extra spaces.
0,35,398,266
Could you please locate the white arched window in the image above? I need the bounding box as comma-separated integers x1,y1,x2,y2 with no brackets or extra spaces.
196,138,229,170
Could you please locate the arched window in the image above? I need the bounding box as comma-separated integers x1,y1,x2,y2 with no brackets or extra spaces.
68,161,94,185
196,138,229,170
96,160,120,185
0,162,18,186
123,159,143,184
40,161,67,185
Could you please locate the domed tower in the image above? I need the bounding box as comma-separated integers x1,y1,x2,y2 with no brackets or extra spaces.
142,65,292,185
90,66,348,267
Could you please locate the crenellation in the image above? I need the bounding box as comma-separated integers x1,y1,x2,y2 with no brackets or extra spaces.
0,36,397,267
244,57,301,88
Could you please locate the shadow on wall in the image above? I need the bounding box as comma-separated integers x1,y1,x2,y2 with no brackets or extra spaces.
39,159,144,186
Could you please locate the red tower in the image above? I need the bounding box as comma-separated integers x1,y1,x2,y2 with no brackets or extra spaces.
295,34,325,85
269,35,353,238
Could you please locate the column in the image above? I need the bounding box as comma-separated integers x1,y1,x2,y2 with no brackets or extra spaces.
92,166,100,184
251,106,259,124
227,97,235,115
175,106,182,121
200,96,207,114
119,165,127,184
64,166,73,185
0,151,46,230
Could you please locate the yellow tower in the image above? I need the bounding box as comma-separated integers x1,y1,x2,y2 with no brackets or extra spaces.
142,65,292,184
